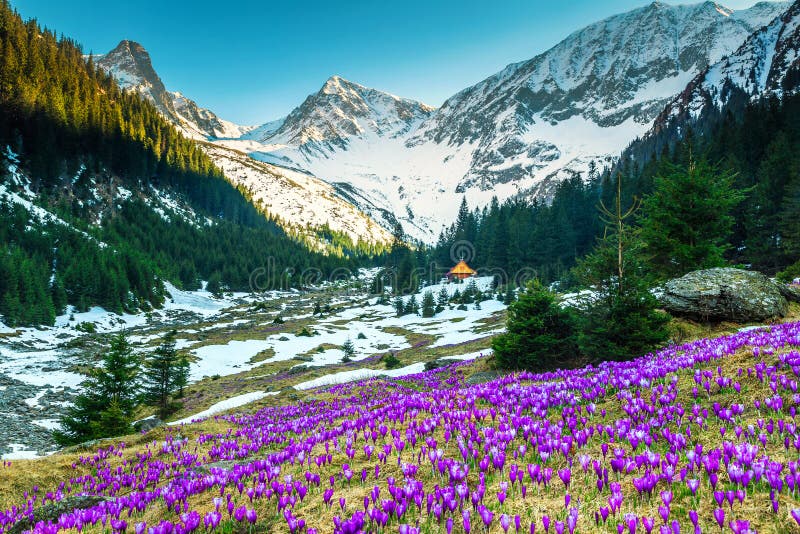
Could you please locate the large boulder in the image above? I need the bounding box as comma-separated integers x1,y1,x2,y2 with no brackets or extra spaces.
660,268,788,322
424,358,453,371
133,416,164,433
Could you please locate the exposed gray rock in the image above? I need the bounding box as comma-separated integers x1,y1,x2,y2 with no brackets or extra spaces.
660,268,788,322
133,416,164,433
7,495,112,534
779,283,800,303
465,371,502,385
424,358,453,371
287,365,308,375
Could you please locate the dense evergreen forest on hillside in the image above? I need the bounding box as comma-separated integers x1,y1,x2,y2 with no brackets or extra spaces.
0,1,359,326
432,93,800,286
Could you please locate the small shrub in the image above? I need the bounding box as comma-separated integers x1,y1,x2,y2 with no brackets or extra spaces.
75,322,96,334
383,353,402,369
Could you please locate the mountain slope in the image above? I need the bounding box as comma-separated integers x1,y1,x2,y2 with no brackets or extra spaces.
202,142,392,246
237,1,788,241
95,41,251,139
96,44,390,245
0,6,359,326
645,0,800,138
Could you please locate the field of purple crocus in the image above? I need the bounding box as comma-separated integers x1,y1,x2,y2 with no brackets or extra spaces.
1,322,800,534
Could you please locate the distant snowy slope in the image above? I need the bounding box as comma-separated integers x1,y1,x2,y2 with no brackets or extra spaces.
202,143,392,245
95,42,392,245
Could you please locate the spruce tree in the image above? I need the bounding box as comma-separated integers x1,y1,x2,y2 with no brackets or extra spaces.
54,332,139,445
142,330,180,418
341,338,355,363
404,294,419,316
492,280,579,372
206,272,222,297
503,285,516,305
394,296,405,317
421,291,436,318
576,176,670,363
640,155,744,279
173,352,190,399
436,287,449,313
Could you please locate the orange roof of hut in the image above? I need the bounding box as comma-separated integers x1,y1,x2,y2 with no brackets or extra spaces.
446,260,477,280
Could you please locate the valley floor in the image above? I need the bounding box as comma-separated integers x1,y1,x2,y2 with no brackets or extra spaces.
0,273,503,458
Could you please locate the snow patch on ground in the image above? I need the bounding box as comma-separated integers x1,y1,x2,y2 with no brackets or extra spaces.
293,362,427,391
1,443,40,460
167,391,277,426
190,340,273,381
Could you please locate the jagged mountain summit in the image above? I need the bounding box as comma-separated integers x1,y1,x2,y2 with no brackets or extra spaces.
95,40,251,140
98,2,791,243
235,1,788,241
247,75,434,156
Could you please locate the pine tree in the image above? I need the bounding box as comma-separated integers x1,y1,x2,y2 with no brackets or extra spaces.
173,352,190,399
394,296,405,317
404,294,419,316
96,333,139,415
744,133,794,272
576,176,670,363
54,332,138,445
421,291,436,318
206,272,222,297
436,287,449,313
142,330,180,418
492,280,579,372
341,338,355,363
640,154,744,279
503,285,516,305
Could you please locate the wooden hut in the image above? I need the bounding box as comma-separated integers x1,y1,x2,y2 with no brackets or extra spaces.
446,260,477,280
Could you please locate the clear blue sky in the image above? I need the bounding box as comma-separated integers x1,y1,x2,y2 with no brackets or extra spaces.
11,0,774,125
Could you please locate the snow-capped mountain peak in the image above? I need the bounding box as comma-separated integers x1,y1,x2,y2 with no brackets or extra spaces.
253,75,434,156
96,41,252,140
230,1,788,242
95,40,163,94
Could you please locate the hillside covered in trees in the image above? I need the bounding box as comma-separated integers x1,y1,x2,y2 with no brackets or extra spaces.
0,1,361,326
432,91,800,288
